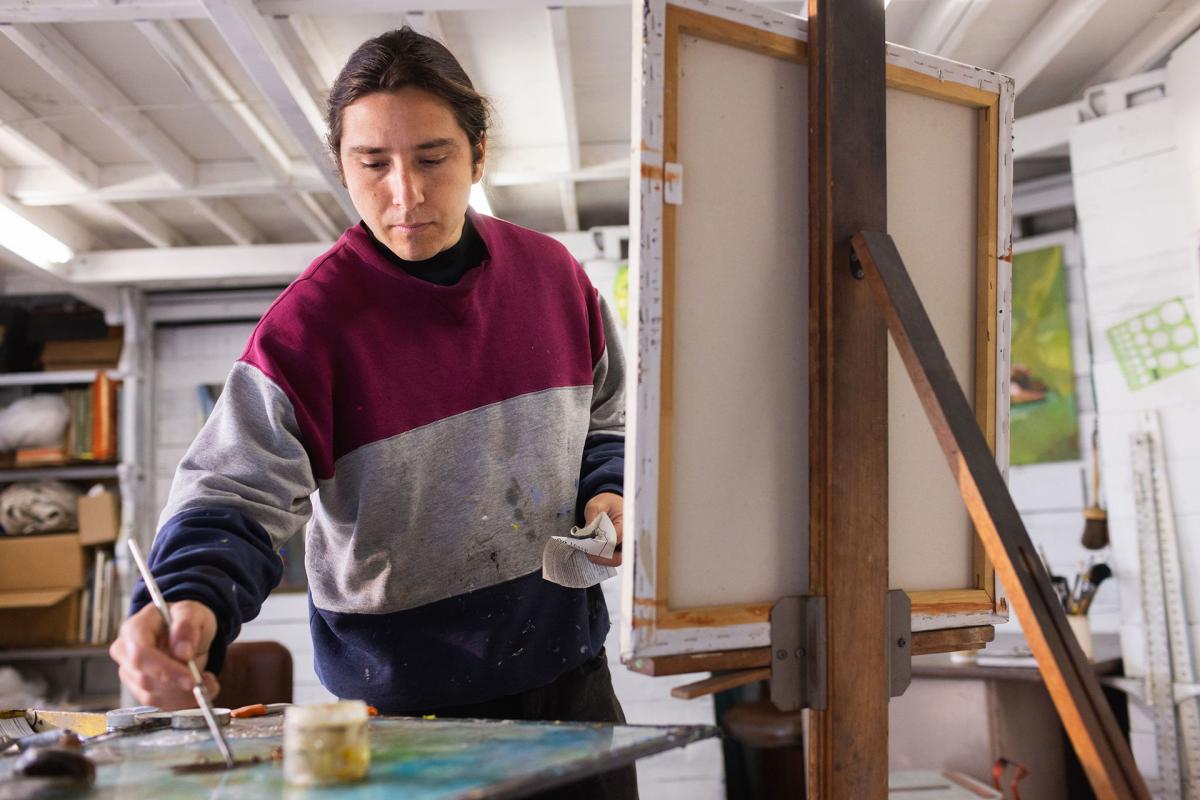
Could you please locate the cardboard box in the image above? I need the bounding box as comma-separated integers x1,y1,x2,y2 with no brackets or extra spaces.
78,492,120,546
0,589,80,647
0,533,84,591
0,533,84,647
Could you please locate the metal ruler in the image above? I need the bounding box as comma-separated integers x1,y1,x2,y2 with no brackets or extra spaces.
1132,410,1200,798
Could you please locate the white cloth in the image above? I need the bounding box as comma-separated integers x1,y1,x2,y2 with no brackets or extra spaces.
541,512,619,588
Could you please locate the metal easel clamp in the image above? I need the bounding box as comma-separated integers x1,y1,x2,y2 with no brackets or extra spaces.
888,589,913,698
769,595,827,712
769,591,911,711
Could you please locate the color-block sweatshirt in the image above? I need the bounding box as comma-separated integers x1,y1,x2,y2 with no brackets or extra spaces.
133,212,626,712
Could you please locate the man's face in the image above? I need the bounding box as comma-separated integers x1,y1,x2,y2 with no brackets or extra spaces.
339,87,484,261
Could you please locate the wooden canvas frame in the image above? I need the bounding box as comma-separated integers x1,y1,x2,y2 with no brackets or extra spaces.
655,7,807,633
623,0,1015,662
624,0,810,660
885,46,1016,632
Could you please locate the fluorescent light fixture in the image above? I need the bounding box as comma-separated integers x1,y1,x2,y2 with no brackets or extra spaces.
0,203,73,268
470,182,494,216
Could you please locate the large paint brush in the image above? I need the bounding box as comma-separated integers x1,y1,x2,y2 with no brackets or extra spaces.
1082,424,1109,550
127,539,235,769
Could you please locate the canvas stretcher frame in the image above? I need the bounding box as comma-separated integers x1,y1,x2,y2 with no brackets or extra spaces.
622,0,1016,663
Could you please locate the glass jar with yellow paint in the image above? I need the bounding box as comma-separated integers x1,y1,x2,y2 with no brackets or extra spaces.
283,700,370,786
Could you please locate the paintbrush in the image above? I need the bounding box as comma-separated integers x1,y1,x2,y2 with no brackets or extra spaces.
1039,547,1070,611
127,539,235,769
1077,563,1113,614
1082,424,1110,549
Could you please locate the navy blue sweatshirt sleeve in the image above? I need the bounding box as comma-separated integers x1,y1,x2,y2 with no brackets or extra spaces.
576,435,625,524
129,361,317,673
129,507,283,673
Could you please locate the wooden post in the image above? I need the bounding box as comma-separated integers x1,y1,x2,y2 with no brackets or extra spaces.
807,0,889,797
852,230,1150,800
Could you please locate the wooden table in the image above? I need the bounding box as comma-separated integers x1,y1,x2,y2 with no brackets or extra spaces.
0,716,717,799
891,633,1129,800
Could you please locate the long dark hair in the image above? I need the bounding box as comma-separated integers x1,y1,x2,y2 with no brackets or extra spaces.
326,27,491,176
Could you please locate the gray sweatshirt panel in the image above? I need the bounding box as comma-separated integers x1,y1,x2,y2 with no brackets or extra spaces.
308,385,592,615
159,361,315,549
590,296,627,439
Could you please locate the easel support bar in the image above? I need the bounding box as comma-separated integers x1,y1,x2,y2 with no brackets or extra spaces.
850,230,1149,800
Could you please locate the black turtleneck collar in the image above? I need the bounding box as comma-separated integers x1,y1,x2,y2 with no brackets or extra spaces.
361,213,489,287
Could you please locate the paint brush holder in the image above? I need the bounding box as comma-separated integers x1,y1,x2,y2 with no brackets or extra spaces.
1066,614,1094,661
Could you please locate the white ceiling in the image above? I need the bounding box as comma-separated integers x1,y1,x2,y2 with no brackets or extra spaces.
0,0,1196,288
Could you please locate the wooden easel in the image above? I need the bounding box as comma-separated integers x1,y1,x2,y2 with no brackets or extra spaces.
807,1,1148,797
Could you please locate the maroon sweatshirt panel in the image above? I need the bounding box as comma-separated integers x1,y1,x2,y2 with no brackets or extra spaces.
239,214,605,480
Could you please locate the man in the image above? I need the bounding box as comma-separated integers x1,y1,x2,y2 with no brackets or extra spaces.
109,27,634,798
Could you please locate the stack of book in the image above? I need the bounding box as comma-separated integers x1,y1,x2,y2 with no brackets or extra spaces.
78,546,119,645
40,336,123,372
11,372,119,466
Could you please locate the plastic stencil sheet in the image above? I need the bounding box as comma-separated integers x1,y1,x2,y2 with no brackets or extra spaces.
1106,297,1200,391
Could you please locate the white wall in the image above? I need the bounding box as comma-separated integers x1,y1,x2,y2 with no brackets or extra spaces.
1067,34,1200,780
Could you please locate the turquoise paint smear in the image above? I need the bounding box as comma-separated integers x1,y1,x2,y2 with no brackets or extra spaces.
6,718,714,799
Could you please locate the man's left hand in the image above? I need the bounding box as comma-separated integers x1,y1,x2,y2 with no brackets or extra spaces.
583,492,623,567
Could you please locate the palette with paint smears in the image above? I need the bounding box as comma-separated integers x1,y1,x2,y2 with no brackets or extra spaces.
0,715,716,798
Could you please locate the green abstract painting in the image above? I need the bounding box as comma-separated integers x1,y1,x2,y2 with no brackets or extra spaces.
1010,245,1080,465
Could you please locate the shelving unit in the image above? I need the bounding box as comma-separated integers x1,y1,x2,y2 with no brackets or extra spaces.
0,288,148,708
0,644,113,661
0,463,120,482
0,370,125,387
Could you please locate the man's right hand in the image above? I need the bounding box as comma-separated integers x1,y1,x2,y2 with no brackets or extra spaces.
109,600,221,710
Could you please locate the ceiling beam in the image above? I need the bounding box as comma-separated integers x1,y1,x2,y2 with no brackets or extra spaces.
136,18,336,239
906,0,992,56
274,14,335,98
0,192,117,311
5,161,323,205
1088,0,1200,85
0,82,178,248
136,20,292,174
286,192,339,241
0,0,630,23
198,0,356,221
66,241,329,287
0,0,201,23
65,228,604,288
488,159,629,187
8,154,628,204
98,202,186,248
0,87,99,187
288,16,340,87
547,7,581,232
3,24,195,185
190,197,261,245
998,0,1109,98
259,0,628,13
1013,172,1075,217
0,192,106,253
0,24,234,246
1012,100,1086,159
5,22,259,247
